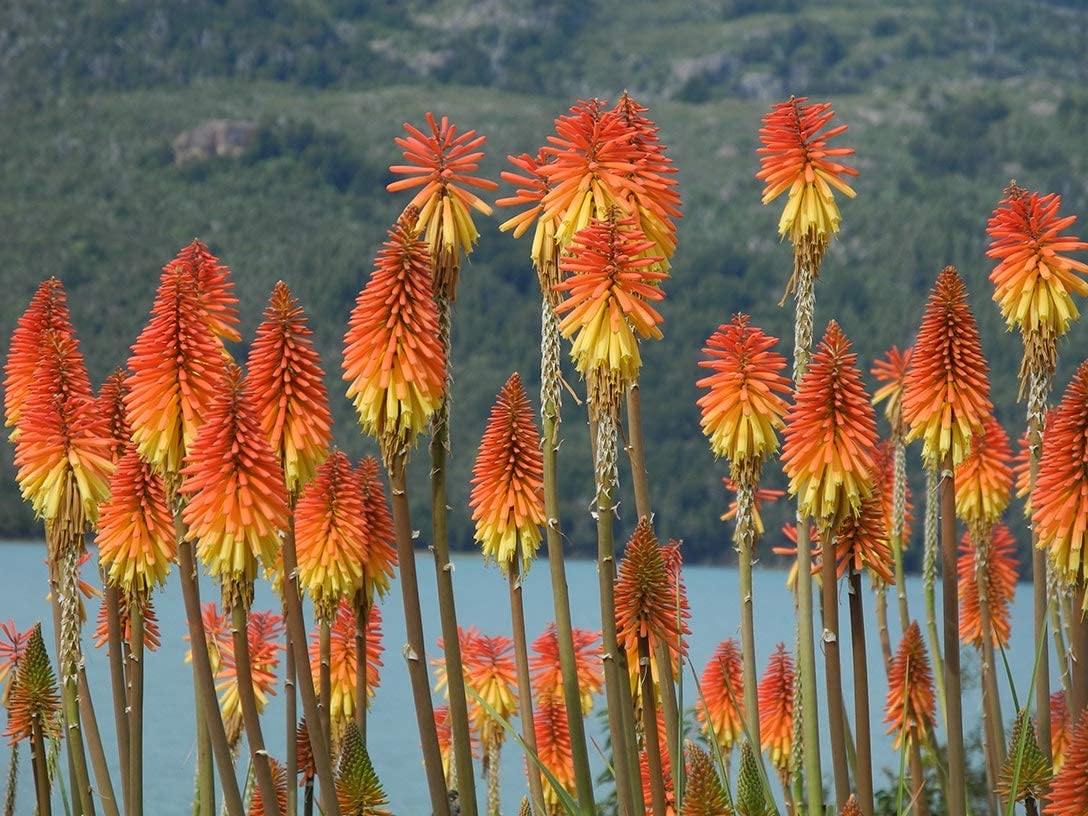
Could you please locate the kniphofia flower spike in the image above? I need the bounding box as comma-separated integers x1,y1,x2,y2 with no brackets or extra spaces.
1050,708,1088,816
697,638,745,754
529,624,602,714
3,624,60,745
497,151,561,297
4,278,71,436
954,415,1013,531
357,456,397,606
309,600,383,731
884,621,936,750
958,524,1018,648
758,643,796,775
871,345,913,439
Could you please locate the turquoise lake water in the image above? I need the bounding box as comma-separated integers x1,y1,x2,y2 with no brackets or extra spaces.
0,541,1045,814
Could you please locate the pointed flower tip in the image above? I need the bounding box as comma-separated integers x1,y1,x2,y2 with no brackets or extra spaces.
4,278,73,433
682,742,731,816
615,519,688,661
758,642,795,776
697,638,745,753
997,709,1052,804
871,344,913,436
336,720,392,815
4,623,60,745
174,238,241,342
884,621,936,750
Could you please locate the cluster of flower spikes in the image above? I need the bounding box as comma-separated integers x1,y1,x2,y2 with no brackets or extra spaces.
756,96,858,296
308,599,383,736
986,182,1088,387
469,373,546,576
342,209,447,465
387,112,498,300
696,637,745,755
902,266,993,469
957,523,1018,648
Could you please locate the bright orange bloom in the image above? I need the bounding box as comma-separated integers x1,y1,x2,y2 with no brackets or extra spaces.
3,279,73,434
902,267,992,467
1014,430,1032,514
1034,360,1088,599
697,314,791,465
756,97,858,258
180,367,289,605
781,320,878,526
876,439,913,545
387,113,497,297
825,488,894,583
3,624,60,746
872,345,913,438
296,717,316,785
93,594,161,652
125,261,227,477
955,415,1013,528
356,456,397,605
309,600,383,732
958,524,1018,648
986,184,1088,370
246,281,332,494
470,373,545,574
884,621,936,750
697,638,745,753
722,480,785,536
554,215,666,404
0,621,31,699
1050,690,1070,771
758,642,795,775
342,214,446,463
530,624,602,714
248,757,288,816
1051,708,1088,816
216,608,285,745
533,694,576,814
295,451,367,620
97,447,176,600
497,151,561,293
173,239,241,343
461,629,517,747
95,368,131,464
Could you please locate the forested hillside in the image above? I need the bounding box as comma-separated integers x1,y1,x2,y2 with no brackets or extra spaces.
4,0,1088,570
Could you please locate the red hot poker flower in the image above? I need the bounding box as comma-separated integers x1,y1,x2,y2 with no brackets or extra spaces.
1050,690,1070,771
958,524,1018,648
902,266,993,468
871,345,913,439
3,624,60,746
529,624,602,714
497,150,561,295
697,638,745,754
884,621,936,750
246,281,332,494
3,279,72,434
94,595,161,653
309,600,383,732
533,694,576,811
781,320,879,527
95,368,131,464
954,415,1013,530
1050,707,1088,816
215,609,285,745
173,239,241,343
357,456,397,606
758,643,796,775
827,488,894,584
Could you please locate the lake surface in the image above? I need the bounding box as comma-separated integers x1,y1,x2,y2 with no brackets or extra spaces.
0,541,1045,814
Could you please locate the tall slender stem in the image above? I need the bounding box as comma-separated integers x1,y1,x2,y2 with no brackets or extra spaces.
1071,585,1088,717
1027,373,1052,762
388,456,451,816
940,455,966,816
820,526,849,810
509,555,546,814
126,603,145,816
285,637,297,816
319,620,332,751
639,636,668,816
194,677,214,816
735,468,762,751
101,581,129,808
975,530,1006,788
1049,587,1072,703
848,569,874,816
616,648,645,813
875,587,893,674
77,667,117,816
354,596,368,741
892,439,911,635
30,721,51,816
4,740,18,816
922,469,948,724
907,741,929,816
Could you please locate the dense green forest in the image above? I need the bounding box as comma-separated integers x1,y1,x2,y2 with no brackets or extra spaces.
3,0,1088,572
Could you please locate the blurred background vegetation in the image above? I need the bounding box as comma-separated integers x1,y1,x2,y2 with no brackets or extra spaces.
3,0,1088,573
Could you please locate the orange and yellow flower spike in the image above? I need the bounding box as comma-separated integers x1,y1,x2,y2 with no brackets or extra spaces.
781,320,879,527
248,757,289,816
902,266,992,468
987,183,1088,384
1050,707,1088,816
214,609,285,746
696,638,745,754
95,368,132,464
356,456,397,606
497,151,561,295
1033,360,1088,602
958,524,1018,648
172,239,241,343
0,621,32,690
94,595,161,653
697,314,791,468
125,260,228,479
871,345,913,440
756,97,858,292
826,489,894,584
529,624,602,715
884,621,936,750
638,707,676,815
309,600,383,733
387,113,498,299
246,281,332,495
341,212,447,464
758,642,796,776
3,278,72,436
1051,691,1070,771
533,694,576,813
180,367,289,608
954,415,1013,532
97,447,176,602
460,629,518,749
294,450,367,621
470,373,545,575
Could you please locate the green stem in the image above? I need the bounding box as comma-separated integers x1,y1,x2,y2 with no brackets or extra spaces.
639,635,669,816
77,666,118,816
615,648,644,813
354,596,368,743
908,740,930,816
892,438,912,636
1049,591,1071,705
285,635,297,816
319,620,332,751
735,468,762,752
126,602,146,816
30,720,51,816
923,468,949,725
940,455,966,816
975,530,1006,790
509,556,546,814
193,675,214,816
4,739,17,816
820,526,849,810
795,516,823,816
101,581,129,809
848,569,874,816
1026,378,1052,764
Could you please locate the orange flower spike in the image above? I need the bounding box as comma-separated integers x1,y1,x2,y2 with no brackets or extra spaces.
497,151,561,291
246,281,332,494
94,595,161,653
97,447,176,601
180,366,289,606
1050,708,1088,816
697,314,791,465
1034,360,1088,597
294,450,367,620
639,708,676,815
3,278,72,434
0,621,32,689
986,184,1088,361
615,519,682,659
756,97,858,247
554,215,667,394
902,266,993,468
173,239,241,343
871,345,913,438
470,373,545,575
309,600,383,730
248,757,289,816
3,624,60,746
1050,691,1070,771
356,456,397,605
957,524,1018,648
781,320,879,526
659,540,692,668
461,631,518,743
342,213,447,463
830,488,894,583
387,113,498,297
758,643,796,775
95,368,132,464
722,481,785,535
125,260,227,477
884,621,936,750
533,695,577,811
954,415,1013,528
530,624,603,714
696,638,745,753
216,610,285,738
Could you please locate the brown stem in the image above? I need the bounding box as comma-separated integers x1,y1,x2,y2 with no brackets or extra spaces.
735,469,762,752
230,601,281,816
176,537,245,815
1027,397,1052,764
285,635,297,816
509,557,546,814
126,601,146,816
976,532,1006,787
101,581,129,807
319,619,332,751
939,455,966,816
638,636,668,816
30,719,51,816
875,584,894,676
820,526,850,809
304,780,314,816
1071,586,1088,718
354,595,368,742
848,570,874,816
77,665,118,816
907,741,929,816
1025,796,1039,816
388,455,452,816
194,676,214,815
616,647,645,813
